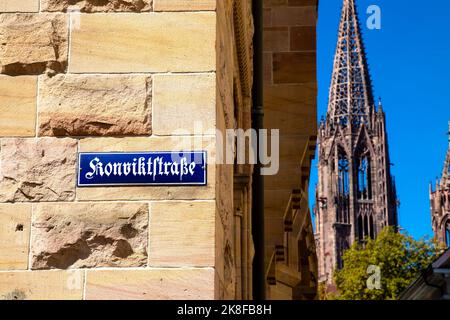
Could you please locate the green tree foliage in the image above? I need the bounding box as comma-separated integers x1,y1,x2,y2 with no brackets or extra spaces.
333,227,445,300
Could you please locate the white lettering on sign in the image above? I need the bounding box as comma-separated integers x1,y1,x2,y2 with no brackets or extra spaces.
85,156,196,181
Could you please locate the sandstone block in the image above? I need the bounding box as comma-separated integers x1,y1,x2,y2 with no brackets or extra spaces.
70,12,215,73
264,27,289,52
154,0,216,11
0,76,36,137
38,74,152,137
85,268,215,300
0,270,83,300
290,26,316,51
0,204,31,270
273,52,316,84
264,0,287,7
153,74,215,135
264,83,317,134
0,14,68,75
41,0,152,12
149,201,215,266
271,6,317,26
0,138,77,202
77,136,216,201
264,52,272,84
31,202,149,269
0,0,39,12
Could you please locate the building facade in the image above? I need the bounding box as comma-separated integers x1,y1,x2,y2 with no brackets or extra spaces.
0,0,254,300
430,122,450,247
0,0,318,300
263,0,319,299
314,0,398,284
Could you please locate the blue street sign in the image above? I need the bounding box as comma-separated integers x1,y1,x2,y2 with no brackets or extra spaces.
77,151,207,187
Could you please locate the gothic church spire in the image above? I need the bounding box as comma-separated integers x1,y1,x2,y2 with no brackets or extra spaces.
315,0,398,284
327,0,374,130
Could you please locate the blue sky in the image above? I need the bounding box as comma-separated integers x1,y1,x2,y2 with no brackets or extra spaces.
309,0,450,239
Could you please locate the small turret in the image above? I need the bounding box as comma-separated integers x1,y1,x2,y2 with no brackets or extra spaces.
377,97,383,113
430,122,450,246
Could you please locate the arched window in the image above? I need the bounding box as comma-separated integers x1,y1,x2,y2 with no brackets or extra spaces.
357,154,372,199
358,215,363,240
337,149,350,223
357,213,375,242
369,215,375,239
363,215,369,238
336,237,349,270
446,220,450,247
338,151,349,196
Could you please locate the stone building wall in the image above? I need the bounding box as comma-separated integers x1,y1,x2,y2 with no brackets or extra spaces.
263,0,319,299
0,0,253,300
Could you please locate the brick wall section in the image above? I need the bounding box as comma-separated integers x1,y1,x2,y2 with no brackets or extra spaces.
262,0,318,298
0,0,232,300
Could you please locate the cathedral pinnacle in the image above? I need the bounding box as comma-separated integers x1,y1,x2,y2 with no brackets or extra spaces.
327,0,374,131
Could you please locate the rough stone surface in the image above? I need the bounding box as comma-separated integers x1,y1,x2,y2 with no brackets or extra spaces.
85,268,215,300
70,12,216,73
0,270,83,300
0,14,68,75
0,204,31,270
0,76,36,137
149,201,215,267
38,74,152,136
31,202,149,269
41,0,152,12
0,0,39,12
153,73,215,135
153,0,216,11
0,138,77,202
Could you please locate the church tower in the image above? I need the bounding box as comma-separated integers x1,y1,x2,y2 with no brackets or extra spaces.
430,122,450,247
314,0,398,283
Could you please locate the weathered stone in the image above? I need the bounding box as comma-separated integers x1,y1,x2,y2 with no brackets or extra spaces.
264,0,288,6
264,84,317,134
77,136,216,201
41,0,152,12
85,268,215,300
38,74,152,137
0,76,36,137
79,136,217,155
31,202,149,269
264,52,272,84
0,14,68,75
215,163,235,291
0,138,77,202
149,201,215,267
153,0,216,11
264,27,289,51
0,270,83,300
0,204,31,270
0,0,39,12
271,6,317,27
70,12,216,73
273,52,316,84
290,26,316,51
153,73,215,135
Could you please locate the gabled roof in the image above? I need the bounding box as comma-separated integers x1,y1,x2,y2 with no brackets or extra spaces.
400,248,450,300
